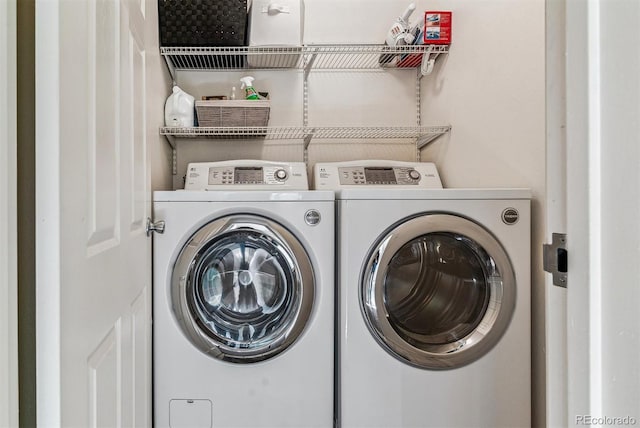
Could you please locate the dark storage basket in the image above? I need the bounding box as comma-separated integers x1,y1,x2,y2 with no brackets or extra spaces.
158,0,247,47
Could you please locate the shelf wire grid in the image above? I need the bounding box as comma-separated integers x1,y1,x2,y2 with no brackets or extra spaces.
160,126,307,139
160,44,449,71
160,125,451,141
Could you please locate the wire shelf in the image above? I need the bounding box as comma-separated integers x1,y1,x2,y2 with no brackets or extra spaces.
160,44,449,72
160,43,452,171
160,125,451,146
160,126,307,140
309,126,451,139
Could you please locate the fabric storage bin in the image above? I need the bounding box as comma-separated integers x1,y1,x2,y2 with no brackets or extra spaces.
196,100,271,127
246,0,303,67
158,0,248,46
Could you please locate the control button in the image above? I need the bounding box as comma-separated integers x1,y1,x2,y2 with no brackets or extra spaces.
274,169,288,181
502,208,520,225
408,169,421,180
304,209,321,226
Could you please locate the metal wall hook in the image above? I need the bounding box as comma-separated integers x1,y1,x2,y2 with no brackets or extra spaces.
420,46,436,76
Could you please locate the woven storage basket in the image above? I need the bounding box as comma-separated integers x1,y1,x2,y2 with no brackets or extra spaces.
196,100,270,127
158,0,247,47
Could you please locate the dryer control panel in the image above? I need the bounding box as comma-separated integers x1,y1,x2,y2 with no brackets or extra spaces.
313,160,443,189
185,160,309,190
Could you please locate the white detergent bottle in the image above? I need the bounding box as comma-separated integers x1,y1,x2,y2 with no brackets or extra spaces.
164,85,195,127
240,76,260,100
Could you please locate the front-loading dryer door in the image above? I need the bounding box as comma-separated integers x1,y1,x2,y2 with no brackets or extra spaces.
172,214,314,363
361,213,516,369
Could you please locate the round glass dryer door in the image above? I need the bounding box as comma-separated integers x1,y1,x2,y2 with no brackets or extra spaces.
361,213,516,369
172,214,315,363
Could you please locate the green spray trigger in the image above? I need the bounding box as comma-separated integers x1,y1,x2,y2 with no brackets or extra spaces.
240,76,260,100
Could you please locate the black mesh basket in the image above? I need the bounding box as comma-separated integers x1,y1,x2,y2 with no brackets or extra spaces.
158,0,248,47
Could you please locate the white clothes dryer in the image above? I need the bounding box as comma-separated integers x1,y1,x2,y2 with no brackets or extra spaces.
153,160,334,428
314,161,531,428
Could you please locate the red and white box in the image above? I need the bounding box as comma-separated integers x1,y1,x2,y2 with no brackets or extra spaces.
424,11,452,45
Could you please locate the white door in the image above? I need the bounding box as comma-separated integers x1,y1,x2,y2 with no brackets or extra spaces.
0,0,18,426
36,0,152,426
547,0,640,426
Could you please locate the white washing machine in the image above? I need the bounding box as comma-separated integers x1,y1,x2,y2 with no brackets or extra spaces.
313,160,531,428
153,160,334,428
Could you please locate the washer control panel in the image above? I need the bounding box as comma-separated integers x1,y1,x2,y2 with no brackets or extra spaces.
337,166,423,185
185,161,308,190
313,161,442,189
207,166,289,185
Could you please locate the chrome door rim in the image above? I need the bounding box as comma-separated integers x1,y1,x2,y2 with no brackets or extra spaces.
172,214,315,363
361,213,516,369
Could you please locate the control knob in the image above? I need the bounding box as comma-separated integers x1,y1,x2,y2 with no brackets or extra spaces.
408,169,421,181
274,168,288,181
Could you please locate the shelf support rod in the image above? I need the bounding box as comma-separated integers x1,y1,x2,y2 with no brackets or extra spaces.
163,134,176,150
303,67,309,128
161,52,177,83
416,68,422,127
161,134,178,175
416,68,422,161
303,52,318,80
303,51,317,165
172,148,177,175
303,132,314,164
417,127,451,150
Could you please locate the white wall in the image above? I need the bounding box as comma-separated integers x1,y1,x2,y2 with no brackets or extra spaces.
158,0,547,424
147,0,173,191
0,0,19,426
545,0,568,425
170,0,434,188
419,0,546,425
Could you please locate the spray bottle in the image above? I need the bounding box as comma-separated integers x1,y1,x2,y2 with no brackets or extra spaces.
240,76,260,100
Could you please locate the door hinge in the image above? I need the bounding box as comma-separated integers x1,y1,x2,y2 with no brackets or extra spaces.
146,218,166,237
543,233,567,288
